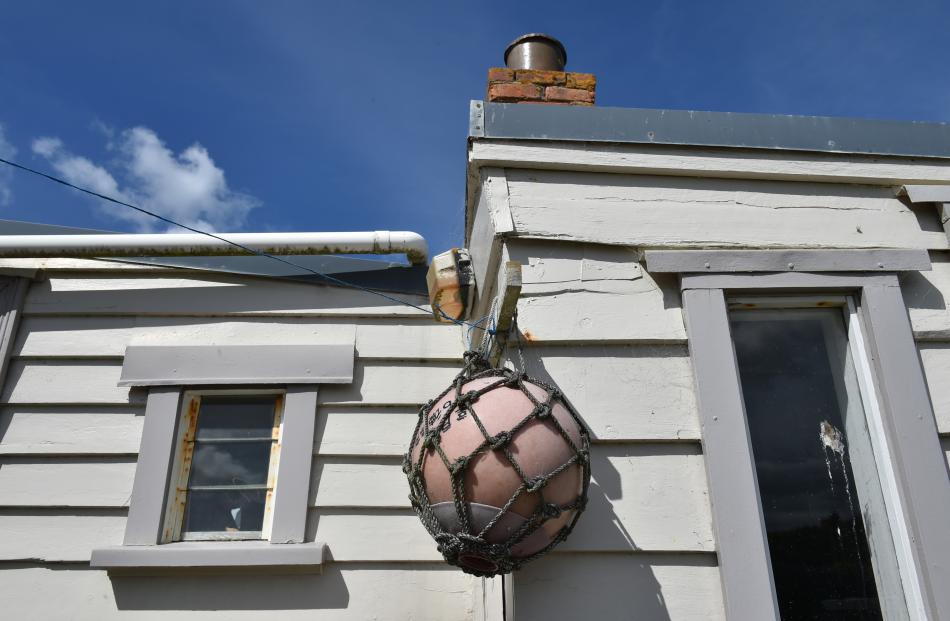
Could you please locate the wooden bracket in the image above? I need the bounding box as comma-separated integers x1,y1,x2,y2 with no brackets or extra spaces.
487,261,522,367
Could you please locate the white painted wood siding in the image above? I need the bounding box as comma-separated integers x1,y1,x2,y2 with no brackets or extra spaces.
462,155,950,619
0,564,477,621
0,267,479,619
504,169,947,250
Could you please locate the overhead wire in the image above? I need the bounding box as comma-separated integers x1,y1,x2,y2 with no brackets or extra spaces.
0,156,495,335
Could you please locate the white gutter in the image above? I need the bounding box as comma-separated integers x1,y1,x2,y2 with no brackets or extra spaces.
0,231,429,265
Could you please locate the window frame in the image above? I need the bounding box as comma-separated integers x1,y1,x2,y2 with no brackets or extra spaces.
163,389,286,544
90,344,354,573
678,269,950,620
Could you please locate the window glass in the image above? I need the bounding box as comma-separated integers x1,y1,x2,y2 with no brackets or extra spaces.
730,306,905,620
175,394,281,539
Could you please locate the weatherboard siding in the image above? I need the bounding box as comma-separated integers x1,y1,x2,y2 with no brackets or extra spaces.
504,169,948,250
0,267,484,619
463,156,950,619
0,564,477,621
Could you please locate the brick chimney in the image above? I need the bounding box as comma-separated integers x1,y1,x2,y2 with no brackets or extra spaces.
487,34,596,106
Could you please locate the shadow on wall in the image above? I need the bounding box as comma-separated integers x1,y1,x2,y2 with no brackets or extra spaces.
110,566,350,611
515,355,675,621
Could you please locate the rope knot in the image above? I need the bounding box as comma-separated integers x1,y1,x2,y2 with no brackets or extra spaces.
541,502,563,519
455,390,479,407
533,403,552,419
526,476,546,493
488,544,506,559
490,431,511,449
449,456,469,476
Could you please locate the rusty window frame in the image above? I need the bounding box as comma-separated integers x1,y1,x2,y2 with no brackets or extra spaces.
161,389,285,543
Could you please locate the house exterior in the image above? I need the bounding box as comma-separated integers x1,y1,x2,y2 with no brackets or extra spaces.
1,57,950,620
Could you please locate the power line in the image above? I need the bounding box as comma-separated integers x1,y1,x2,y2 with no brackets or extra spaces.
0,156,493,334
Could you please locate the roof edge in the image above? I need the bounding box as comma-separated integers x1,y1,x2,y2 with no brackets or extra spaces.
471,100,950,160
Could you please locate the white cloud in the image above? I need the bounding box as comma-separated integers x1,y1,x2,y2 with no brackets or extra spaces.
31,127,259,232
0,124,17,207
31,137,62,157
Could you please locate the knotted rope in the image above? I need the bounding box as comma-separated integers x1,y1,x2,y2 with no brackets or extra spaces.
404,350,591,577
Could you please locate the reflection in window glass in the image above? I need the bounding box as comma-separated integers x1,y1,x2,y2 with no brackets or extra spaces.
179,395,280,538
730,307,905,620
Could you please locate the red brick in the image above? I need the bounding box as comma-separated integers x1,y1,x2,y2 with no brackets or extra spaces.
544,86,595,104
488,82,542,102
565,72,597,90
514,69,566,86
487,67,515,83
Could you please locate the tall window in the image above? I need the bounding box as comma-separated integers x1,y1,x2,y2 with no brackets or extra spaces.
164,392,284,542
672,262,950,620
729,300,906,620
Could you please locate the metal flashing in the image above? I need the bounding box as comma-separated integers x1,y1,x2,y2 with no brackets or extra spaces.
469,100,486,138
472,101,950,159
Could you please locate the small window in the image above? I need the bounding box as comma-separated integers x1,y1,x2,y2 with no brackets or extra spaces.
163,392,284,542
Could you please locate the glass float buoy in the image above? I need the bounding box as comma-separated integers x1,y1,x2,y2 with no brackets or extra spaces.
404,352,591,576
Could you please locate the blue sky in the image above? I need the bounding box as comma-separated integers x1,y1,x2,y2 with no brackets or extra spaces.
1,1,948,258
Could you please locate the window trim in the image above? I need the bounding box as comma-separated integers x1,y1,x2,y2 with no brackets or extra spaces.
163,389,286,544
91,343,354,573
680,269,950,620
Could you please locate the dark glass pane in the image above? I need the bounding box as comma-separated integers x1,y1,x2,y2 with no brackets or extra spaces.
182,489,266,532
188,441,272,486
730,311,883,620
195,396,276,439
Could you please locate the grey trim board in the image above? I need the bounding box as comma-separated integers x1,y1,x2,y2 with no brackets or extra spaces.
645,249,931,274
473,101,950,159
682,287,780,620
681,271,897,291
269,386,319,544
860,283,950,618
119,344,355,387
901,185,950,204
91,541,326,574
123,387,183,545
0,277,27,401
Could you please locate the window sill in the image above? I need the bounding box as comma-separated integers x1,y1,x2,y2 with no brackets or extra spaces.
90,541,326,575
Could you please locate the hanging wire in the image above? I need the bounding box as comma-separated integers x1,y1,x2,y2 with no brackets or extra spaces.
0,156,495,336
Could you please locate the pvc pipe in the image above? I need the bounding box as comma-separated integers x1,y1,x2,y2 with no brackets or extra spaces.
0,230,429,265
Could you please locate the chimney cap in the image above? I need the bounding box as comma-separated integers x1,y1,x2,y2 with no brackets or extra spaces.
504,33,567,71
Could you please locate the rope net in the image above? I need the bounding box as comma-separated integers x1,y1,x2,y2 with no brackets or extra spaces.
404,351,591,577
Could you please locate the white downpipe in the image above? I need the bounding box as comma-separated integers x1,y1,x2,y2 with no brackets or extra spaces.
0,231,429,265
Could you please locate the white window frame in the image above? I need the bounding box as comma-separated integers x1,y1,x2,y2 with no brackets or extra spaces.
675,268,950,620
90,344,354,573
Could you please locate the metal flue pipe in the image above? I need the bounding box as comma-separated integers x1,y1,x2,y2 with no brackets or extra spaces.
0,231,429,265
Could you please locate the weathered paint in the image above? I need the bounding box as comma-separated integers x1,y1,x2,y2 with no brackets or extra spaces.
505,169,948,250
